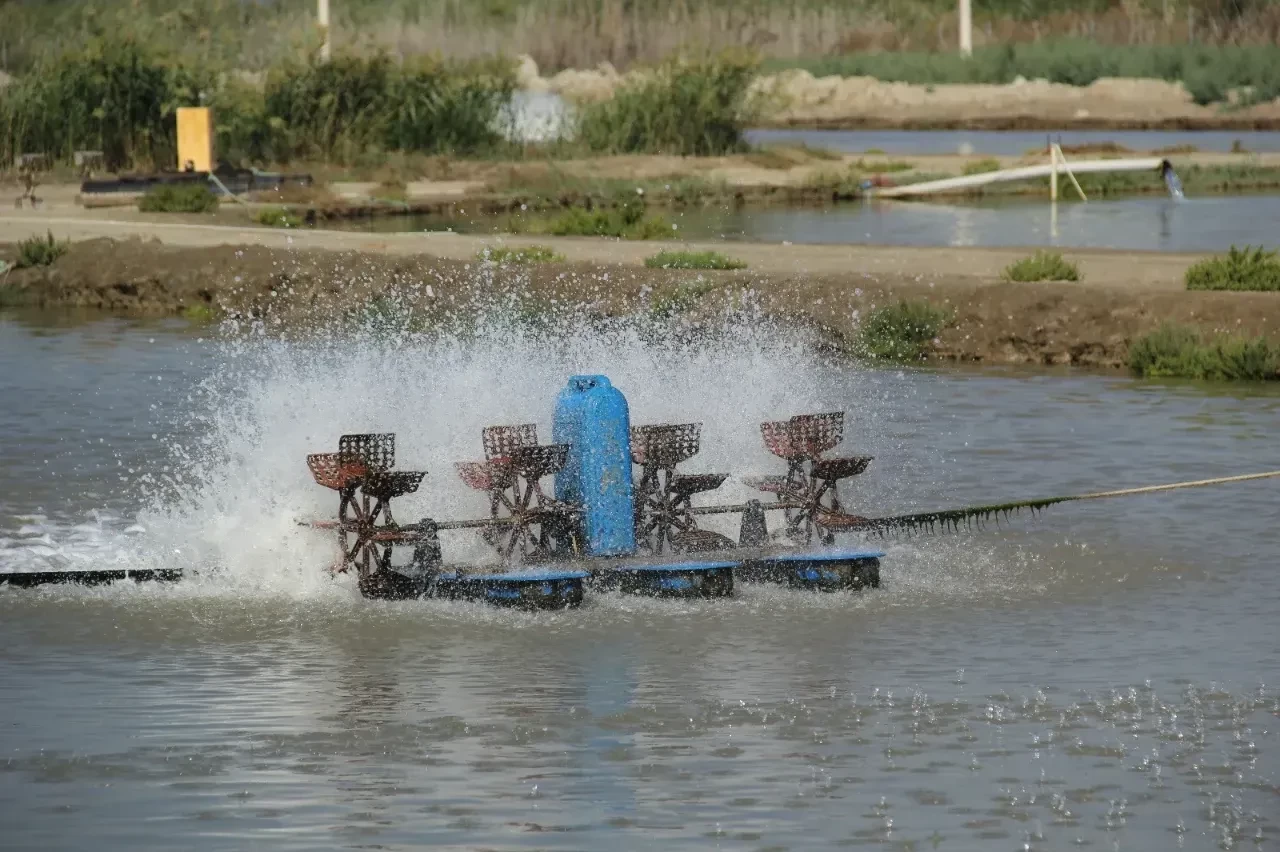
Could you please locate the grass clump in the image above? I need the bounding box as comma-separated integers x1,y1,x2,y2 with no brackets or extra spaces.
1185,245,1280,292
857,300,953,362
138,182,219,213
963,157,1003,175
478,245,565,264
644,250,745,270
1003,250,1081,282
16,231,68,268
1128,323,1280,381
254,207,303,228
575,51,760,156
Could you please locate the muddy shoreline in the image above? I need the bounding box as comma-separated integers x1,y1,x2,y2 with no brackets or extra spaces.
3,235,1277,372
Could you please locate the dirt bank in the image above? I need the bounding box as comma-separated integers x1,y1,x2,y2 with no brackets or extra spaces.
522,56,1280,131
3,220,1278,370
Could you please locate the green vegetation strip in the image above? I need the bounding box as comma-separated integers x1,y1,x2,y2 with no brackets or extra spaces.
478,245,565,264
1185,246,1280,292
1003,250,1080,282
644,250,746,270
1129,323,1280,381
16,231,68,268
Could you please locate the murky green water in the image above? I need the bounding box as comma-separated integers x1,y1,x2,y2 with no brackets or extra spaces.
1,311,1276,851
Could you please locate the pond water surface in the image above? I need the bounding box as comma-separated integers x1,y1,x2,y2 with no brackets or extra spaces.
1,311,1276,851
343,192,1280,252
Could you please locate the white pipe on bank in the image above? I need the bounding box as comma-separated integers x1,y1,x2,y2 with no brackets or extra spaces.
871,157,1165,198
958,0,973,57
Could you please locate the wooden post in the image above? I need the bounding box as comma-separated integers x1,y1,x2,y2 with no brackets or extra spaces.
318,0,331,61
958,0,973,56
1049,143,1058,202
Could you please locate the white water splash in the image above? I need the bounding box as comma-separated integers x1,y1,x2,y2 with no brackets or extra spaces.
0,292,1039,609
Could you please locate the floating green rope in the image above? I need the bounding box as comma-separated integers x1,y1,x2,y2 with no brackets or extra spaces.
852,470,1280,537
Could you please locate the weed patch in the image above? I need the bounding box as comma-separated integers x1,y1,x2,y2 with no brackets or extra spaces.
857,300,953,362
16,231,68,268
1185,245,1280,292
478,245,565,264
1003,250,1080,282
644,250,745,270
1129,323,1280,380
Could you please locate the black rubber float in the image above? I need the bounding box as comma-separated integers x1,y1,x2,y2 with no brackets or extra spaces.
737,550,884,591
0,569,184,589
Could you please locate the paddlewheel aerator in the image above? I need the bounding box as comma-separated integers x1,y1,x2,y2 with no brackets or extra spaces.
455,424,580,562
306,433,430,592
744,412,873,545
629,422,735,554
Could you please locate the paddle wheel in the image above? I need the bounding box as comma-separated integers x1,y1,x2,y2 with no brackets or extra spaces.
455,424,580,562
743,412,873,545
629,422,734,554
305,433,430,596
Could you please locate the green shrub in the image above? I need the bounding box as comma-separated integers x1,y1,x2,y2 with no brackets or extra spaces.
16,231,68,268
138,182,220,213
1185,245,1280,292
858,300,953,361
254,206,302,228
644,250,745,270
1003,250,1080,282
1128,323,1280,381
575,51,760,156
963,157,1003,175
478,245,565,264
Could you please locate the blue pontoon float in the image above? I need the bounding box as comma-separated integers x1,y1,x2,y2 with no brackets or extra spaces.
302,374,884,608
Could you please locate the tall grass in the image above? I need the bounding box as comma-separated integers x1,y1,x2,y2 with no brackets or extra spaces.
1003,250,1081,282
575,52,760,156
0,36,211,170
0,37,515,170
